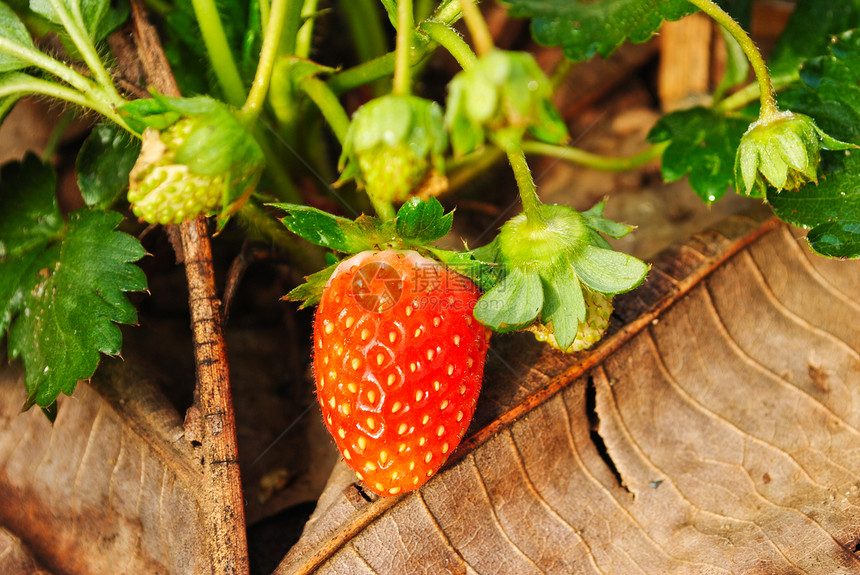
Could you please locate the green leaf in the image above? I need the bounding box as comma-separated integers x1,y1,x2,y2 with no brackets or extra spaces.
76,123,141,208
0,2,37,72
769,0,860,79
29,0,109,40
0,157,146,407
581,201,634,238
504,0,696,61
804,220,860,259
0,153,63,260
395,197,453,244
473,266,543,332
648,106,751,202
768,151,860,259
285,262,338,309
779,29,860,144
571,244,649,294
271,203,381,253
540,261,586,351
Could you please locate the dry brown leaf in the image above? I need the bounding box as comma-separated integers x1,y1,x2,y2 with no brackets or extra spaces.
0,351,208,574
278,213,860,574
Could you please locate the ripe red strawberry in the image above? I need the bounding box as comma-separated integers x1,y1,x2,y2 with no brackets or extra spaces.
313,250,491,497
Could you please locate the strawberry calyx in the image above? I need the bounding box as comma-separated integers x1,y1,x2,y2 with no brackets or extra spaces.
473,201,649,352
271,197,498,308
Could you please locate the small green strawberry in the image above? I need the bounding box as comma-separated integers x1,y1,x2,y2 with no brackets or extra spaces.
339,95,448,205
473,202,647,352
128,123,225,225
313,250,490,496
734,110,855,197
122,95,265,227
526,288,613,352
445,50,569,156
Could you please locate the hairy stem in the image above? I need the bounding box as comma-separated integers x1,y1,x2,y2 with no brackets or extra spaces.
370,194,397,221
0,37,107,98
393,0,414,95
714,71,798,113
522,141,668,172
0,74,127,128
505,146,544,225
242,0,294,122
420,20,476,70
190,0,246,105
686,0,777,118
299,75,351,143
47,0,119,98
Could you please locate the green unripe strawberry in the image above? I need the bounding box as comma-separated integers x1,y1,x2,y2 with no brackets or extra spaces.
122,95,265,226
734,110,855,197
473,202,648,352
339,95,448,205
526,288,613,352
446,50,568,155
128,123,225,225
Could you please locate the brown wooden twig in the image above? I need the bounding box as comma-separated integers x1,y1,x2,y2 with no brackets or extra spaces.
127,1,250,573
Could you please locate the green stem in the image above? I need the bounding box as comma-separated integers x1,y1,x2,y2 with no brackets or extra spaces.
328,51,399,94
242,0,293,122
713,71,798,114
327,0,463,94
190,0,246,106
505,145,543,225
0,74,129,129
522,141,668,172
369,194,396,221
298,75,350,143
47,0,118,97
0,36,104,97
295,0,320,58
420,20,476,70
393,0,414,95
259,0,271,29
458,0,493,56
686,0,777,118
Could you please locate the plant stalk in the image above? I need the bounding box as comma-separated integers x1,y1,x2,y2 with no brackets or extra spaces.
298,75,350,143
420,20,476,70
393,0,414,95
242,0,293,122
190,0,247,106
0,74,128,129
0,37,111,100
522,141,668,172
686,0,778,118
506,147,544,225
47,0,119,97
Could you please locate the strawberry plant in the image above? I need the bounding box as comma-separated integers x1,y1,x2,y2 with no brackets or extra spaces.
1,0,859,571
